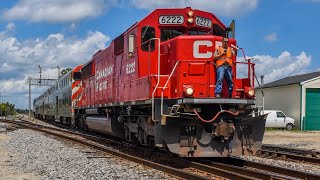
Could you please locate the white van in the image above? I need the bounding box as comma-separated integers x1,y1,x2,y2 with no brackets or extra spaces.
262,110,295,130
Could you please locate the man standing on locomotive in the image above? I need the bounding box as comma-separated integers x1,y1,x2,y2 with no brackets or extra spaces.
213,37,235,98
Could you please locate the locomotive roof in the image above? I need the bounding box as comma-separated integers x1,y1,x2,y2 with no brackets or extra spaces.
81,7,227,68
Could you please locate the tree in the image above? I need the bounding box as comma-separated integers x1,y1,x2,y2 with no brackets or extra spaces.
0,102,16,116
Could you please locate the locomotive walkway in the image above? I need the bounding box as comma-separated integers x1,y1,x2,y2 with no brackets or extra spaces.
1,117,320,180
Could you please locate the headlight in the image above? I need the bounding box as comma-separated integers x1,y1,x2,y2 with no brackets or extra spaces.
187,10,194,17
185,87,194,97
247,89,255,97
187,17,194,23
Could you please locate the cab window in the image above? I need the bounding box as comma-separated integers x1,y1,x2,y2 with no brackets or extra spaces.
212,24,225,37
161,29,183,41
276,112,286,118
141,26,155,52
187,29,210,35
73,72,81,81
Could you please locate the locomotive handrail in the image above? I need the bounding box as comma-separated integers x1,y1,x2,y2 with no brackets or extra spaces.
237,48,256,87
140,38,161,122
235,61,253,65
125,37,161,121
160,60,212,116
160,60,181,116
235,60,255,87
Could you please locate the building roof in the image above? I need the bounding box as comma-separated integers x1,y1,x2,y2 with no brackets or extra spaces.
262,71,320,88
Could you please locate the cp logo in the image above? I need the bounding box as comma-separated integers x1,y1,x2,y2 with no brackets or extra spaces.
193,40,213,58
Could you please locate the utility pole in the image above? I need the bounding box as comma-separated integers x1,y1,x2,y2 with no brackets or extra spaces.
39,65,42,85
0,92,2,119
261,75,265,115
29,76,31,120
57,65,61,79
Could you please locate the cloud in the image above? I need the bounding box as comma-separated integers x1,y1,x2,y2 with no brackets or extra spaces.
6,23,15,31
130,0,258,17
0,77,49,109
2,0,117,23
0,78,29,95
0,22,15,38
250,51,312,84
68,23,78,31
264,32,278,42
0,31,109,71
0,29,110,108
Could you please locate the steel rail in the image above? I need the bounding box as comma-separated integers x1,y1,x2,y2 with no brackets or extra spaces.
262,144,320,157
19,120,253,179
200,157,320,180
9,119,256,179
3,118,319,180
259,144,320,165
242,159,320,180
1,119,210,180
0,119,261,179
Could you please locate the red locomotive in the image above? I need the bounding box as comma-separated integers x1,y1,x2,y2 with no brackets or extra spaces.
35,7,266,157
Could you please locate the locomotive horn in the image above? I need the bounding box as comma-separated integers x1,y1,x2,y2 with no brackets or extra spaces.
231,44,240,50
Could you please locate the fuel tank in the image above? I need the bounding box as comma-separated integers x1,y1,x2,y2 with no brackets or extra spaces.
85,115,124,139
85,108,101,115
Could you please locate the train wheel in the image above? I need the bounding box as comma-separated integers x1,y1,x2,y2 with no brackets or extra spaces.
131,134,139,146
70,118,75,128
124,126,130,141
138,129,145,145
79,118,85,130
67,118,71,127
147,137,155,149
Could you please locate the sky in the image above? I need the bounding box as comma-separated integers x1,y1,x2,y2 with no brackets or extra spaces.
0,0,320,109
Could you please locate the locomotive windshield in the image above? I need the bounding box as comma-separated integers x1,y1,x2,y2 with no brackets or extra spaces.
160,28,211,41
160,29,183,41
187,29,211,35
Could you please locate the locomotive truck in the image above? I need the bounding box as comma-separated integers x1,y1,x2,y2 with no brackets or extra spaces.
34,7,266,157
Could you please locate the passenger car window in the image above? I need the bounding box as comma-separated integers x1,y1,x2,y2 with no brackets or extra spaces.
141,26,155,52
276,112,286,118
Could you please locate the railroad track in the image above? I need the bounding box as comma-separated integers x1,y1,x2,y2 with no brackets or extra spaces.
198,157,320,180
1,118,320,180
258,144,320,165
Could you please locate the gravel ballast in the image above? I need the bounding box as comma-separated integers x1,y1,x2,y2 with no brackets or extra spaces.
0,127,174,180
263,130,320,151
241,130,320,175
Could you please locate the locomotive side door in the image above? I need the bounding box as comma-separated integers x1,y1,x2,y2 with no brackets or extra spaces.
138,25,157,99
